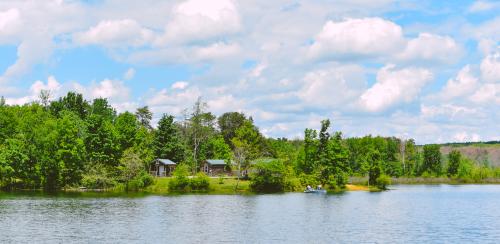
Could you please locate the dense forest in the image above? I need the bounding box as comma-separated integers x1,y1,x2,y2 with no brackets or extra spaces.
0,92,499,192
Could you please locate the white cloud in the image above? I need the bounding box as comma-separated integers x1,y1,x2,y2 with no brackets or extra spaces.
90,79,130,102
398,33,462,64
298,65,366,107
469,83,500,104
469,0,500,12
453,131,481,142
308,18,405,60
146,87,201,116
5,76,61,105
421,104,478,119
440,65,478,99
192,42,240,60
0,8,21,44
171,81,189,90
123,68,135,80
359,65,433,112
480,51,500,83
73,19,154,48
156,0,241,45
473,16,500,40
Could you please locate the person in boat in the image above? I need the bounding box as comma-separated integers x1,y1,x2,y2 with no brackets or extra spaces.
306,185,312,191
316,185,322,190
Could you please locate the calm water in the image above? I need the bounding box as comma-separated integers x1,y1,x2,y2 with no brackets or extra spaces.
1,185,500,243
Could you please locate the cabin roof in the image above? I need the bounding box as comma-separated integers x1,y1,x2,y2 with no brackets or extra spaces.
206,159,227,166
250,158,276,164
155,159,176,165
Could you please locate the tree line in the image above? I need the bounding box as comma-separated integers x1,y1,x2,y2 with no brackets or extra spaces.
0,92,498,192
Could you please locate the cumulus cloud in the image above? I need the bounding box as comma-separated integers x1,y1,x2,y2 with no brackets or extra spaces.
469,0,500,12
480,51,500,83
298,65,366,108
73,19,154,48
469,83,500,104
171,81,189,89
155,0,241,45
90,79,130,102
453,131,481,143
0,8,21,44
308,18,405,60
5,76,61,105
359,65,433,112
397,33,462,64
440,65,478,100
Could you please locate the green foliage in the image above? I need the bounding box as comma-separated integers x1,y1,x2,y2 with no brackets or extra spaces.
190,172,210,191
218,112,247,148
168,164,190,191
250,160,286,193
422,144,442,175
154,114,185,163
375,175,391,190
447,150,461,177
168,165,210,192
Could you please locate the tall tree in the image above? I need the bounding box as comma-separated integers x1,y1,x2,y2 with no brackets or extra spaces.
90,98,116,121
115,112,139,152
135,106,153,130
49,92,90,119
447,150,461,177
85,114,120,167
422,144,442,175
187,97,215,173
154,114,185,163
218,112,246,147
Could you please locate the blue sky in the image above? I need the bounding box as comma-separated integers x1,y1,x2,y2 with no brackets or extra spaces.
0,0,499,143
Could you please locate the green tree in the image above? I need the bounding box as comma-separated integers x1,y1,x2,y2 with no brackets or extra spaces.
447,150,461,177
135,106,153,130
250,160,286,193
154,114,185,163
85,114,120,167
55,111,86,187
115,112,139,151
186,97,216,172
49,92,90,119
217,112,247,147
300,128,318,174
90,98,116,121
422,144,442,175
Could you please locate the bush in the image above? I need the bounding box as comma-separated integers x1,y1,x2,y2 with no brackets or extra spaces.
168,164,190,192
375,175,391,190
298,173,319,187
168,165,211,192
250,160,286,193
190,172,210,191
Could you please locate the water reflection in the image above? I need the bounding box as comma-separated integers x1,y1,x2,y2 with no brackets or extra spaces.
1,185,500,243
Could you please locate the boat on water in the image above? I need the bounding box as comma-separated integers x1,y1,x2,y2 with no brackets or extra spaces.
304,185,327,193
303,189,327,193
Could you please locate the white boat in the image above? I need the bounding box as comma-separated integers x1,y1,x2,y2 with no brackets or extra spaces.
303,189,327,194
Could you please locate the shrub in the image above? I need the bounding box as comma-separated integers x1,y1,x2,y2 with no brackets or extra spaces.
190,172,210,191
250,160,286,193
168,164,190,192
376,175,391,190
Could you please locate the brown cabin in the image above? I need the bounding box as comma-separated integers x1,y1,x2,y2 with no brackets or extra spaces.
201,159,230,176
150,159,176,177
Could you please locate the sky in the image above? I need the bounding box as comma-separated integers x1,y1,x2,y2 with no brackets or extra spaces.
0,0,499,144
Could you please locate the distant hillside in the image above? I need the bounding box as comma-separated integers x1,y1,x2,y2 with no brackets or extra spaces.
440,143,500,167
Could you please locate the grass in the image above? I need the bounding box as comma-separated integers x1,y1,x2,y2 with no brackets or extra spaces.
143,177,252,195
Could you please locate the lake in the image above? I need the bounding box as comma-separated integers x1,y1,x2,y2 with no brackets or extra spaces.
1,185,500,243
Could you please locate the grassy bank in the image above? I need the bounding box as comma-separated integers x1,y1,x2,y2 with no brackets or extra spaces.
143,177,252,195
350,176,500,185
